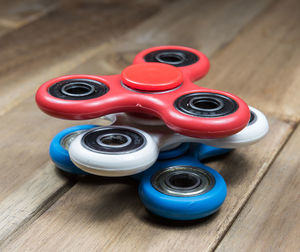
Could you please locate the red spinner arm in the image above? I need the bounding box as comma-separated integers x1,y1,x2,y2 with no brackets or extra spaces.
35,46,250,138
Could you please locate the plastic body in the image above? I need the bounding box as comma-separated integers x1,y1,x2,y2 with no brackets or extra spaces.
36,45,250,138
69,126,159,177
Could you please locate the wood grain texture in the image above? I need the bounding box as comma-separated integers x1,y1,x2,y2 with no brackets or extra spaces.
0,118,294,251
0,0,168,116
204,0,300,121
0,25,10,37
0,95,104,202
0,162,74,243
0,95,113,243
0,0,57,28
71,0,274,75
216,125,300,252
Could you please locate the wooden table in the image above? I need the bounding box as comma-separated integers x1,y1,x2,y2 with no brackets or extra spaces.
0,0,299,251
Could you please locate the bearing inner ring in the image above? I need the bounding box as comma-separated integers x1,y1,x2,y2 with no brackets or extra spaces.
96,133,132,148
61,82,95,97
165,171,201,190
155,52,185,65
189,97,224,112
144,49,199,67
151,166,215,197
49,78,109,100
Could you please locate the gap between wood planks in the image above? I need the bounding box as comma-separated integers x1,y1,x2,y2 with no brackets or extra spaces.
212,119,297,252
0,162,76,244
203,0,300,122
215,123,300,252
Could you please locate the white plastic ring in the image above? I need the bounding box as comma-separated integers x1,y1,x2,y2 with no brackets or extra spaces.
198,106,269,148
69,126,159,176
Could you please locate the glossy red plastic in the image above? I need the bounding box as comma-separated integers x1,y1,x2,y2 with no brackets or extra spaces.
36,45,250,138
121,63,183,91
133,45,210,82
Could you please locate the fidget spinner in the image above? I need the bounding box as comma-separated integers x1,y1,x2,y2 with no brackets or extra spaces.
36,45,251,138
36,45,269,220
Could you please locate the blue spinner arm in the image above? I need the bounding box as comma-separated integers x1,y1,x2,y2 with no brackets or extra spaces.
195,143,232,161
138,144,228,220
49,125,98,174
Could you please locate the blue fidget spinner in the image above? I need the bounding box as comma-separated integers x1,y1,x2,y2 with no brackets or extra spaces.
137,143,229,220
50,124,230,220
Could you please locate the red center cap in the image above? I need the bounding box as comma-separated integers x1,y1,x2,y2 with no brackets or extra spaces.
121,63,183,91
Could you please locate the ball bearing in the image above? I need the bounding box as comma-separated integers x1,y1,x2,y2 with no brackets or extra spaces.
49,79,109,100
151,165,215,197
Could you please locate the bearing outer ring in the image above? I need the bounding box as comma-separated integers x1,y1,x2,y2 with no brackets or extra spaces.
144,49,199,67
174,92,238,117
49,78,109,100
151,165,215,197
81,127,146,155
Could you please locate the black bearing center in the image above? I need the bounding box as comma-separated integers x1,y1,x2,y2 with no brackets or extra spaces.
97,134,131,148
82,127,145,154
166,172,201,190
49,78,109,100
151,166,215,197
248,111,257,125
190,97,223,111
61,82,95,97
175,92,238,117
155,52,185,65
144,49,199,67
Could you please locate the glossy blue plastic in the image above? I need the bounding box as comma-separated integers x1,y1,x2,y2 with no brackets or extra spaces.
49,124,97,174
138,144,230,220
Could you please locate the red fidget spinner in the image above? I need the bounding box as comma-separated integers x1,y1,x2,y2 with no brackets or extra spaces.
36,45,250,138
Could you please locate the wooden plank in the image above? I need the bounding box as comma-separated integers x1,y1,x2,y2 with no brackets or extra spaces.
0,94,114,244
70,0,274,75
203,0,300,120
0,0,169,116
0,25,10,37
216,125,300,252
0,118,294,251
0,96,87,202
0,162,74,243
0,0,58,28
